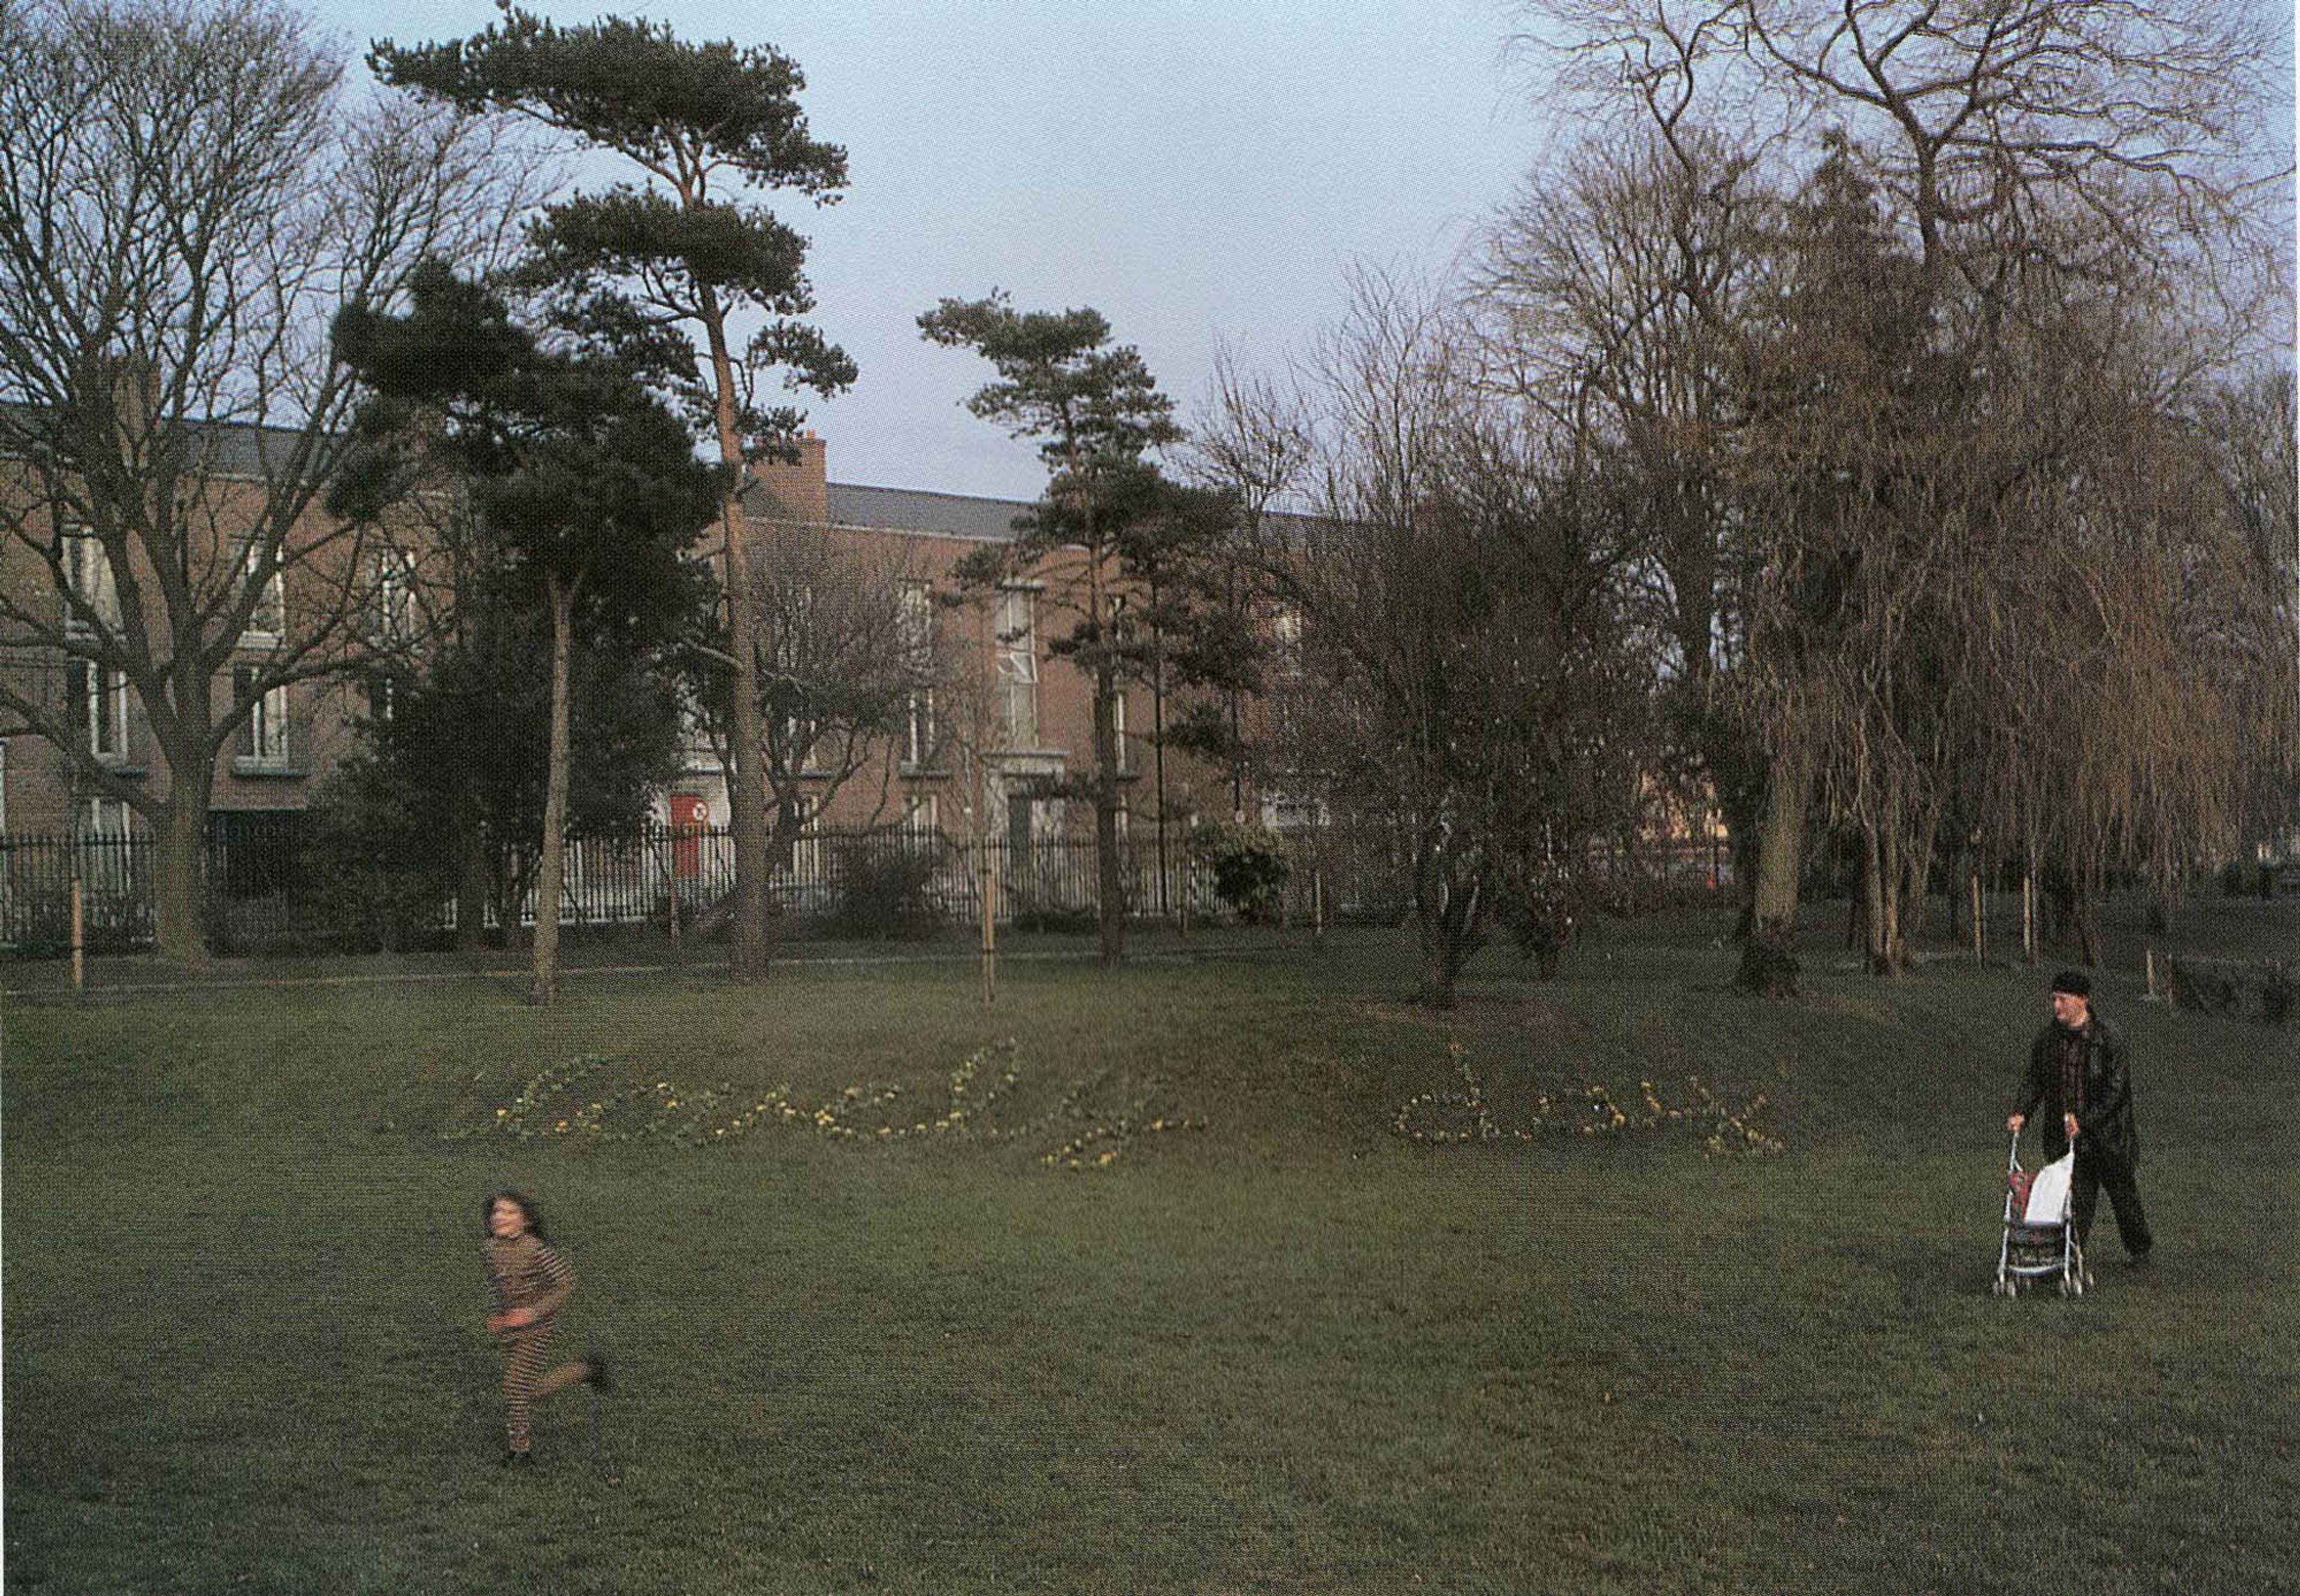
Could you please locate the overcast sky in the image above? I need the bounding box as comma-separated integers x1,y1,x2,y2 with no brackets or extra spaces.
311,0,1545,503
311,1,2293,505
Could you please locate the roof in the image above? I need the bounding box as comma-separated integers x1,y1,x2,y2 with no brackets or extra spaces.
826,482,1034,543
0,401,320,481
823,481,1336,547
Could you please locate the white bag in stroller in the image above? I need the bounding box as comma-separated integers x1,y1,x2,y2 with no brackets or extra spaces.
1993,1133,2090,1298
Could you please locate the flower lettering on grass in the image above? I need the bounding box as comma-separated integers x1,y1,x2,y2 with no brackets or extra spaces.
1391,1043,1782,1156
461,1040,1203,1170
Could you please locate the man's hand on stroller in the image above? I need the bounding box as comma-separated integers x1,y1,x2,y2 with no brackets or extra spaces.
2005,1112,2079,1138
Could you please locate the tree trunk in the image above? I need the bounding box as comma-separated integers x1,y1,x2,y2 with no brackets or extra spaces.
529,580,574,1006
721,491,774,980
700,289,771,982
1736,740,1813,996
1947,839,1970,945
1847,844,1865,951
151,770,213,964
1729,815,1761,942
1093,663,1125,967
1863,823,1906,977
455,808,490,953
1412,848,1484,1009
2073,865,2104,970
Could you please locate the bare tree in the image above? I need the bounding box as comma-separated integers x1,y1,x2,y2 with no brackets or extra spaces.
2199,368,2300,873
1521,0,2287,303
692,518,922,850
1470,128,1772,935
1182,343,1319,821
1510,0,2291,983
1224,272,1651,1006
0,0,529,959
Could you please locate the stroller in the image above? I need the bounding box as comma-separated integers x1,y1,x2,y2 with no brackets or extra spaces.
1993,1129,2090,1298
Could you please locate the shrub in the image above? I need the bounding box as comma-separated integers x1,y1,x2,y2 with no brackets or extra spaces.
1189,819,1291,924
825,838,946,940
1501,858,1579,979
297,763,453,953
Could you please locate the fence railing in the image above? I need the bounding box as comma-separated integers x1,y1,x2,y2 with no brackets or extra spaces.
0,831,155,952
0,823,1240,952
0,820,1734,955
508,825,1232,931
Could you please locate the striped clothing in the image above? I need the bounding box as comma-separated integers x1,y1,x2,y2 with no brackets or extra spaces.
482,1233,577,1330
482,1232,587,1452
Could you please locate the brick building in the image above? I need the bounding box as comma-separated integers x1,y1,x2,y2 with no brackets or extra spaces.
2,431,1230,884
679,434,1228,874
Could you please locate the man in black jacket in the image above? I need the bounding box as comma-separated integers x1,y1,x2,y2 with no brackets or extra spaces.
2007,970,2154,1265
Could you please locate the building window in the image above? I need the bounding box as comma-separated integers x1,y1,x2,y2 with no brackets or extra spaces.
1270,602,1306,749
778,792,822,880
995,586,1037,749
238,535,286,646
79,797,135,891
904,685,938,770
770,582,818,761
364,545,418,651
234,667,291,769
1270,603,1304,661
902,792,939,838
900,580,937,769
1112,689,1130,773
66,659,129,762
0,738,8,832
85,797,132,838
62,529,120,637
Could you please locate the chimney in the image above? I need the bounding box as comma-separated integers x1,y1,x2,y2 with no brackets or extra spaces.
749,429,828,523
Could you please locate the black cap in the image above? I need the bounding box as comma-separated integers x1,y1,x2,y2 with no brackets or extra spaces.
2050,969,2091,999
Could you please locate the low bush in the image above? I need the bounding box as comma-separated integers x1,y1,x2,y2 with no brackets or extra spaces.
824,838,946,940
1189,818,1291,924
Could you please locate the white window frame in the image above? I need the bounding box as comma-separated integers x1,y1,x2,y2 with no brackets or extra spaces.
74,659,129,762
900,580,937,769
1112,689,1130,773
80,797,135,892
904,685,938,769
235,667,291,770
994,586,1039,750
238,535,286,647
85,797,132,837
367,544,417,649
785,793,823,884
772,582,818,762
902,792,939,838
62,529,120,638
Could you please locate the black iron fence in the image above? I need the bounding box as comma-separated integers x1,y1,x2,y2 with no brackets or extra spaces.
0,823,1240,953
0,819,1735,956
0,829,156,953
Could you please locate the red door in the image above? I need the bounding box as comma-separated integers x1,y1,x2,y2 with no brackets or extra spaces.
669,794,708,878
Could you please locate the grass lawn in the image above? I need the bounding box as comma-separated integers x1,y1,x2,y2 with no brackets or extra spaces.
4,901,2295,1594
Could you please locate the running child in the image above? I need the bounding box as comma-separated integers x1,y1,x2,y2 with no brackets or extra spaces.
481,1190,609,1465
